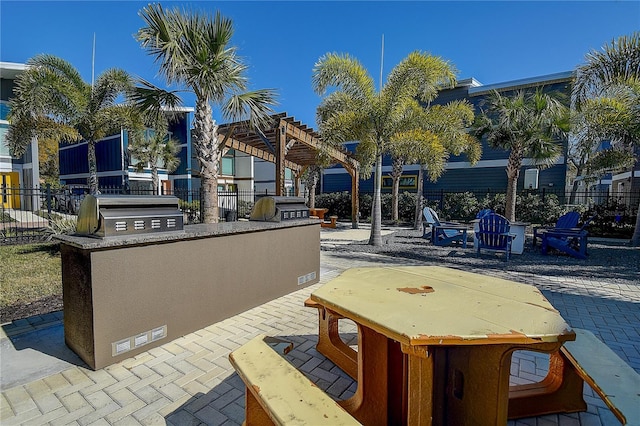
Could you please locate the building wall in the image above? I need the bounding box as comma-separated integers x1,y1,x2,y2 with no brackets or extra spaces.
1,62,40,209
321,72,573,196
59,111,193,193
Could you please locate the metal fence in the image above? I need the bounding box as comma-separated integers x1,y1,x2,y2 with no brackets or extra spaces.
2,184,638,245
421,187,639,219
0,185,283,245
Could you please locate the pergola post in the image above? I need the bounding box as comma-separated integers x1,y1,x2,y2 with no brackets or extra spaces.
275,122,287,196
350,165,359,229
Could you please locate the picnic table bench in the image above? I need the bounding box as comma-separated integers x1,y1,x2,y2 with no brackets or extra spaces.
509,328,640,425
229,334,360,425
309,208,338,228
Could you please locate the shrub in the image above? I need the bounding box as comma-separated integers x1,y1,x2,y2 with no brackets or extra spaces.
442,192,480,221
238,200,253,218
316,192,352,218
44,215,77,241
398,192,419,223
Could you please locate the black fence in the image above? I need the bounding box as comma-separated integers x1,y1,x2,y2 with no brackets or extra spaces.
2,184,638,245
421,187,639,218
0,185,285,245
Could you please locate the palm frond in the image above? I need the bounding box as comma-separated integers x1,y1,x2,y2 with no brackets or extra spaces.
384,51,456,105
222,89,278,131
130,78,183,123
573,32,640,103
312,53,375,101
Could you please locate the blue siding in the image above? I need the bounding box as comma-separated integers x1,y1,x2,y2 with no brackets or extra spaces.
169,113,191,177
174,147,189,175
59,136,123,174
97,176,123,187
96,137,122,172
59,143,89,175
323,165,567,194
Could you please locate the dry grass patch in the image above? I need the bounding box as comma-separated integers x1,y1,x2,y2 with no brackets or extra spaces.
0,243,62,322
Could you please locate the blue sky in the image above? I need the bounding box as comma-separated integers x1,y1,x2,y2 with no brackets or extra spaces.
2,1,639,128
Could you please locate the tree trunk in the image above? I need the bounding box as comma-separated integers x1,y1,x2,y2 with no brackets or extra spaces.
391,157,403,222
504,148,523,222
152,166,159,195
414,166,425,230
369,153,383,246
631,198,640,247
201,172,218,223
568,165,585,205
505,176,518,222
87,140,99,194
308,181,317,209
193,98,220,224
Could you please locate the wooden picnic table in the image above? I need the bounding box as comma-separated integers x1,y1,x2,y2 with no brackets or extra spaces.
310,266,575,425
309,207,329,220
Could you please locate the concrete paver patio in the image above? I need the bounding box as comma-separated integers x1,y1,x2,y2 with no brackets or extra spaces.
1,226,638,425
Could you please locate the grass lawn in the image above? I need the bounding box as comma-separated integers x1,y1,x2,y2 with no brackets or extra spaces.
0,243,62,321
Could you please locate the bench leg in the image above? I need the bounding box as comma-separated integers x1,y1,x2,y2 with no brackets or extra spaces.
305,299,358,379
339,324,404,425
508,351,587,419
245,388,276,425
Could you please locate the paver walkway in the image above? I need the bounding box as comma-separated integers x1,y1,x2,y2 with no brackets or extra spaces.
1,227,638,425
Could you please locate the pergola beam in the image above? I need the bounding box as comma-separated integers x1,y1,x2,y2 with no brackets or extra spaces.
224,136,300,172
218,113,361,228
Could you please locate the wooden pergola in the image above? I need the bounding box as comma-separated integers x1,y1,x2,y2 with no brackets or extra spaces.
217,113,360,227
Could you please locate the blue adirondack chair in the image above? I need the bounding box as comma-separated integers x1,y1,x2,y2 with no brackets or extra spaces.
476,209,493,219
532,211,581,247
423,207,467,247
422,207,436,239
541,214,596,259
475,213,516,261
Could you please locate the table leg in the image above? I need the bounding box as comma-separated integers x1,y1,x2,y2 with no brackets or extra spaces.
402,344,437,426
508,350,586,419
339,324,404,426
402,343,563,425
305,299,358,379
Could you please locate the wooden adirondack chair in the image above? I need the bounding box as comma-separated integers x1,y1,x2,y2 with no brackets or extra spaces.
475,213,516,261
532,211,581,247
423,207,468,247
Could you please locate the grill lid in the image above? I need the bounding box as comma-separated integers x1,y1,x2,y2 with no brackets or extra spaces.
77,194,183,237
249,196,309,222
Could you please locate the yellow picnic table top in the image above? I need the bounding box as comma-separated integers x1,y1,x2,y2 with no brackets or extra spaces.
311,266,574,348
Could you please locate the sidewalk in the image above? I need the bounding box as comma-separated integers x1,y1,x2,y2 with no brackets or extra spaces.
1,225,638,425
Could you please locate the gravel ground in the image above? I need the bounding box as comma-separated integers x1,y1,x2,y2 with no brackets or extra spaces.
321,227,640,288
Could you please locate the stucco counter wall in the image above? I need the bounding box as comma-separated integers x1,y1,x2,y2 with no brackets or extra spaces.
57,220,320,369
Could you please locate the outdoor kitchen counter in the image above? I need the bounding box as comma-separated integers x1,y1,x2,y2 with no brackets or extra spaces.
57,219,320,370
56,218,319,249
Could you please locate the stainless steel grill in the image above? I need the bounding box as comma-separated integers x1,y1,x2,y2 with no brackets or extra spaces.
249,196,309,222
76,195,183,238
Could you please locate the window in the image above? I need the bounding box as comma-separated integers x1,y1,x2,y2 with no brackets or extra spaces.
221,150,235,175
382,175,417,189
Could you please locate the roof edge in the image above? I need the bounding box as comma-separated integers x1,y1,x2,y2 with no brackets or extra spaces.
469,71,574,96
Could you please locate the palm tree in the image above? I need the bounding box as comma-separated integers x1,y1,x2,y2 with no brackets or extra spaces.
391,101,482,229
128,114,181,195
474,89,570,222
572,32,640,246
313,51,458,246
6,55,136,194
389,100,481,226
136,4,277,223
